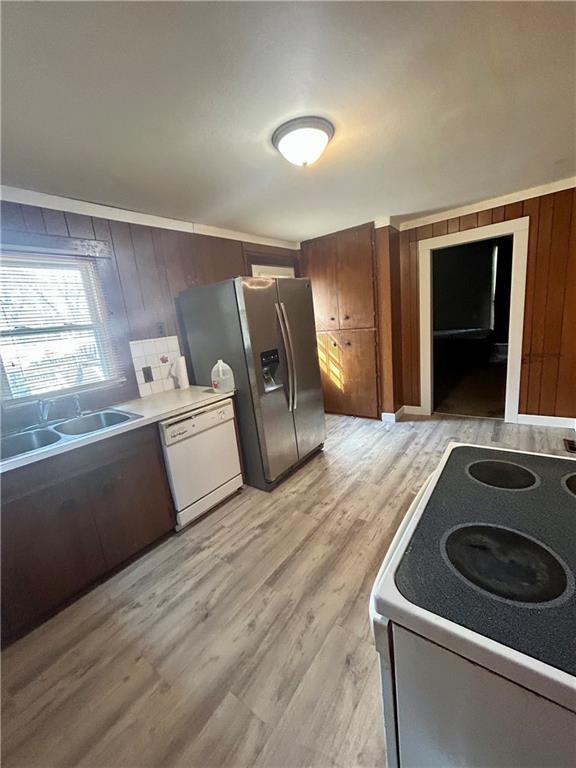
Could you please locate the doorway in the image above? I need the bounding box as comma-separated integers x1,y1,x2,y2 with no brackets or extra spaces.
432,236,512,418
417,217,529,423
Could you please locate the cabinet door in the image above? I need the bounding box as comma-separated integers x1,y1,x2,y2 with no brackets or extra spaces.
86,427,174,569
1,478,107,639
336,225,375,329
195,234,247,284
317,332,345,414
317,330,378,418
339,329,379,418
302,237,339,331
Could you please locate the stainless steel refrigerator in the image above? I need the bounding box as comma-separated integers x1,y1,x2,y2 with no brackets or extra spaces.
177,277,326,490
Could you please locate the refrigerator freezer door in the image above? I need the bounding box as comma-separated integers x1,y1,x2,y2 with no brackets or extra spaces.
236,278,299,481
277,279,326,458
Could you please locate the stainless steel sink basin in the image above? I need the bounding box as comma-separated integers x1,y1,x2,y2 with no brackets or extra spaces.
55,410,134,436
0,429,61,459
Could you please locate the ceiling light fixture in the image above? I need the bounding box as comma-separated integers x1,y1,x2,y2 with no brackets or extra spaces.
272,116,335,167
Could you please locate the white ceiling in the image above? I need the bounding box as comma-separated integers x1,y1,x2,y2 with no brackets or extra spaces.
2,2,575,242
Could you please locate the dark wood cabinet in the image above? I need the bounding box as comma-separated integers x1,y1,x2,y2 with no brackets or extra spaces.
1,425,174,642
302,236,339,331
336,226,375,329
304,224,379,418
317,332,345,414
302,224,375,332
194,234,247,283
338,329,379,418
1,478,107,639
86,427,174,569
317,330,378,418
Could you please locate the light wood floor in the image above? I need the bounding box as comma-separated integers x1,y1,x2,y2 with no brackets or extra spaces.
2,414,573,768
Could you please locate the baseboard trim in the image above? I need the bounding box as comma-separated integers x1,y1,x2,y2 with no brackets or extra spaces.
517,414,576,430
384,409,575,429
402,405,429,416
381,407,405,423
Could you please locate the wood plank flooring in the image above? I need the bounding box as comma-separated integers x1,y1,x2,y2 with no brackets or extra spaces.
2,414,573,768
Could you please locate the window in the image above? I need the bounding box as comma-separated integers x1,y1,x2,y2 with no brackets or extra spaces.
0,252,124,401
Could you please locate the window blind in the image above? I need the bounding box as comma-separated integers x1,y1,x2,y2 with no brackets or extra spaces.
0,252,125,401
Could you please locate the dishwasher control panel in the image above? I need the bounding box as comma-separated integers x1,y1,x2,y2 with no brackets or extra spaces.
160,399,234,447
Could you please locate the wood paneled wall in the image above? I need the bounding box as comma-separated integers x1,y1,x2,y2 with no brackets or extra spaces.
0,200,298,406
375,226,403,413
1,201,298,338
395,188,576,417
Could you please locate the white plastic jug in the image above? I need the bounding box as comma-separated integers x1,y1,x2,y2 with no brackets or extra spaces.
211,359,235,393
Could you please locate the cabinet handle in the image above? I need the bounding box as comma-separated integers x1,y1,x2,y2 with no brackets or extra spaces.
345,341,351,346
332,341,338,347
330,316,335,321
344,315,350,320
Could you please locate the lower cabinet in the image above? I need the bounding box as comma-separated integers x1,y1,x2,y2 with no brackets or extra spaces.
1,477,107,640
1,425,174,642
85,428,174,569
317,329,378,418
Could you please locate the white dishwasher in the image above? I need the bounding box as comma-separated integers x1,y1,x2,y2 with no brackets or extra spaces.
159,398,243,530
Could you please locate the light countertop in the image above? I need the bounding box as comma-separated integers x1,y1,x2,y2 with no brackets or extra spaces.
0,386,233,474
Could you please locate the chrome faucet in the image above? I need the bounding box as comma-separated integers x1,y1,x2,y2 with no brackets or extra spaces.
37,399,52,424
72,394,82,417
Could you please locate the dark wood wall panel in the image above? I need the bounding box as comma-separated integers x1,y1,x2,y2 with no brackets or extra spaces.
396,187,575,417
1,201,298,340
556,192,576,418
375,226,402,412
65,212,95,240
42,208,69,236
1,200,299,408
22,205,46,234
398,231,413,407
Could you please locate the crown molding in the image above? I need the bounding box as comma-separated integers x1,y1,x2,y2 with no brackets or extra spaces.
390,177,576,232
0,185,300,250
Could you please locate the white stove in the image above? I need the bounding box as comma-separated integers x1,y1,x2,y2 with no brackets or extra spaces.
370,442,576,768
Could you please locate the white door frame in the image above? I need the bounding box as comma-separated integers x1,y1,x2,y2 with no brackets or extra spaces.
418,217,529,423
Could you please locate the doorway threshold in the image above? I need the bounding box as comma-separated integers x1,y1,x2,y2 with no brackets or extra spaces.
433,410,504,422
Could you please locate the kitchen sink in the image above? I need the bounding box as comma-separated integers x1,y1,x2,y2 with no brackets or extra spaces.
55,410,134,436
1,409,141,463
0,429,61,459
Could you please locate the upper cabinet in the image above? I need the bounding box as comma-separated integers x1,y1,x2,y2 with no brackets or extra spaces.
301,235,340,331
194,234,247,284
336,225,375,329
301,224,375,331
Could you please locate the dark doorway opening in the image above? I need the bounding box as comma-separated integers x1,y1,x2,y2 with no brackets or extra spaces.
432,235,513,419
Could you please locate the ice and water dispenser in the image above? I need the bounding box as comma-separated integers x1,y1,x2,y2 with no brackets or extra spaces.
260,349,281,392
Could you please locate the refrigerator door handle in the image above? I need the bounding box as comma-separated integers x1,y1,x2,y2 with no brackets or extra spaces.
275,302,294,411
280,302,298,411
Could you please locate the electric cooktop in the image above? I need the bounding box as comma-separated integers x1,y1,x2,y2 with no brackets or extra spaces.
395,445,576,675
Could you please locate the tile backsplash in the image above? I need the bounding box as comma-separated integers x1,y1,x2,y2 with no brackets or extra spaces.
129,336,181,398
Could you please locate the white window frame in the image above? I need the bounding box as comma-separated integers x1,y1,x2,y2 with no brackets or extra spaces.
0,249,123,402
